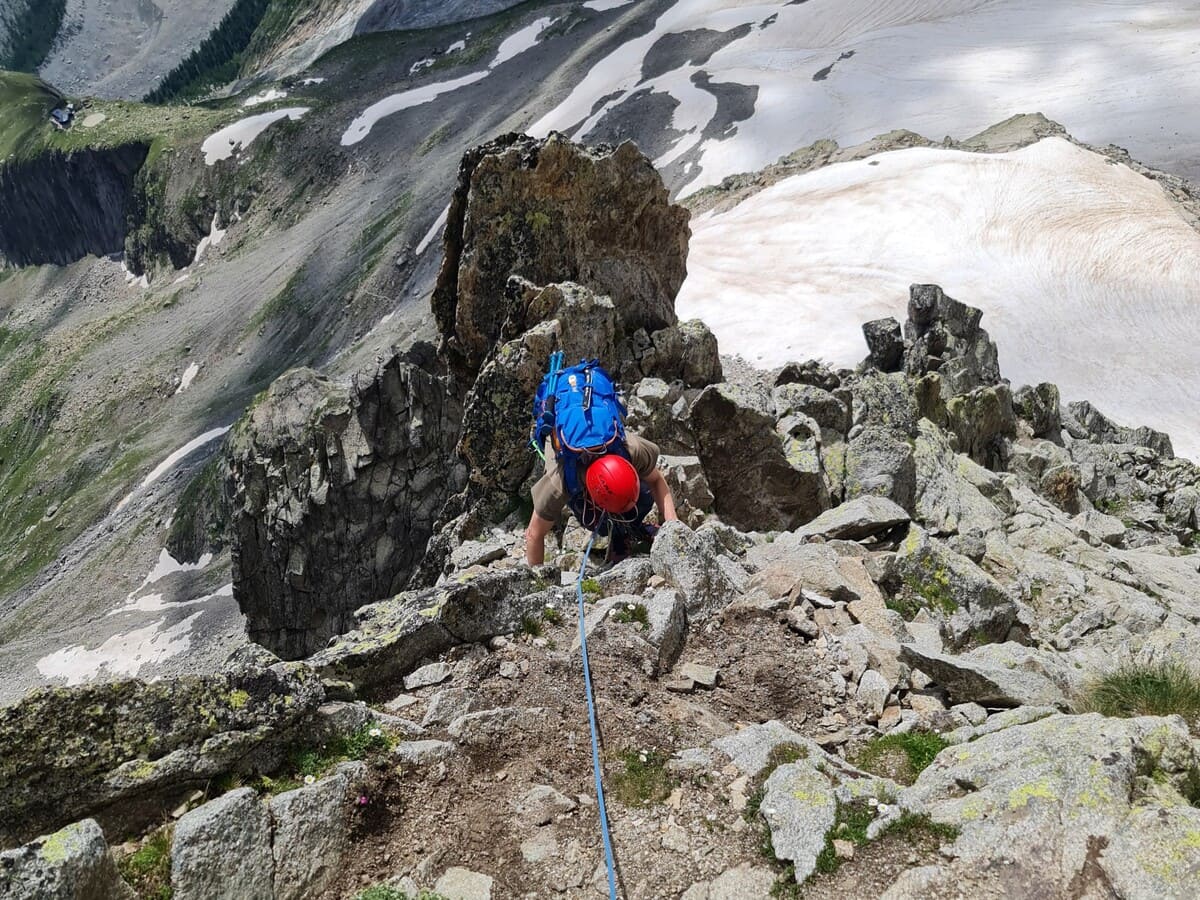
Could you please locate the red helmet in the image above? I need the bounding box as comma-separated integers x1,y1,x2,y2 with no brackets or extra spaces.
585,454,640,514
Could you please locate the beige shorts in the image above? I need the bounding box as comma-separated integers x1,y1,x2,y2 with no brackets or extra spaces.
531,433,660,522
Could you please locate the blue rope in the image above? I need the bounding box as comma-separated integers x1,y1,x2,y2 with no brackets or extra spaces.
575,530,618,900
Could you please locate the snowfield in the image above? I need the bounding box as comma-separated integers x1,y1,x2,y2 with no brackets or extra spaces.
677,137,1200,459
532,0,1200,194
202,108,311,165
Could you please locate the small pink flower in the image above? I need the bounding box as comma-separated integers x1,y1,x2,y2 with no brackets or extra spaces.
355,794,370,807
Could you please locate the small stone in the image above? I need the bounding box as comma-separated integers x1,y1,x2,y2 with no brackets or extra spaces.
909,668,933,690
856,669,890,720
814,730,849,748
385,693,419,712
908,691,947,714
878,705,903,731
434,866,494,900
515,785,577,827
403,662,452,691
786,607,820,638
833,839,855,860
951,702,989,726
662,823,690,853
680,662,719,687
664,679,695,693
499,661,520,679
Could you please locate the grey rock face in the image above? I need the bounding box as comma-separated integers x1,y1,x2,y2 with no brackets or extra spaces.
690,382,830,530
658,455,715,526
912,418,1010,537
575,590,687,674
793,496,910,542
843,425,916,512
1067,400,1174,458
171,789,273,900
269,762,367,900
759,762,837,883
650,521,742,618
890,524,1020,647
0,665,323,847
1013,382,1063,440
392,740,457,766
228,352,464,659
897,643,1070,707
893,714,1200,898
307,568,541,689
0,819,134,900
945,383,1017,467
862,317,904,371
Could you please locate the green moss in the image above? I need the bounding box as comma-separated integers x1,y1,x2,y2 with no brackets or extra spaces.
580,577,602,603
853,732,948,786
117,827,173,900
1078,659,1200,731
878,812,959,842
814,800,875,876
227,689,250,709
610,748,675,807
353,886,450,900
888,562,957,620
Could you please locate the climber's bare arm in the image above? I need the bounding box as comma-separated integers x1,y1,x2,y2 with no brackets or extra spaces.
645,469,678,522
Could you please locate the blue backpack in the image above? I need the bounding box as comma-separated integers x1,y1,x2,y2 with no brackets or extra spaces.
531,353,654,535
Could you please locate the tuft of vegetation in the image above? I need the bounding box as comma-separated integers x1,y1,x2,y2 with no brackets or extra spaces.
353,887,449,900
1078,659,1200,729
888,566,957,620
813,800,875,875
611,602,649,630
117,827,173,899
225,724,395,796
0,0,67,73
610,748,675,807
541,606,563,626
878,812,960,843
853,732,948,785
580,577,602,603
519,615,543,638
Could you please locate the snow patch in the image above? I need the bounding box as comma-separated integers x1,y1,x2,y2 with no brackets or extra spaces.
242,87,288,107
202,108,310,165
342,17,557,146
416,204,450,256
677,138,1200,459
447,39,467,54
410,57,435,74
121,260,149,289
175,362,201,394
301,77,326,85
584,0,635,10
36,612,204,684
115,427,231,513
492,16,556,68
192,213,228,264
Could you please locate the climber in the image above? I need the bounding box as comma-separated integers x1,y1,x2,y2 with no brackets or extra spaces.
524,353,677,566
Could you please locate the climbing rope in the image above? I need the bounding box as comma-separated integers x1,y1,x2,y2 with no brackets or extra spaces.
575,529,619,900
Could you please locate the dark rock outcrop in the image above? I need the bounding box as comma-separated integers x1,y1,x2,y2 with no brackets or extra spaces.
432,132,690,377
228,348,464,659
0,144,149,266
229,134,714,653
690,382,830,530
0,665,323,848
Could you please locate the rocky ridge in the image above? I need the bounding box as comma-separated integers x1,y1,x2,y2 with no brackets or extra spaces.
2,135,1200,898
